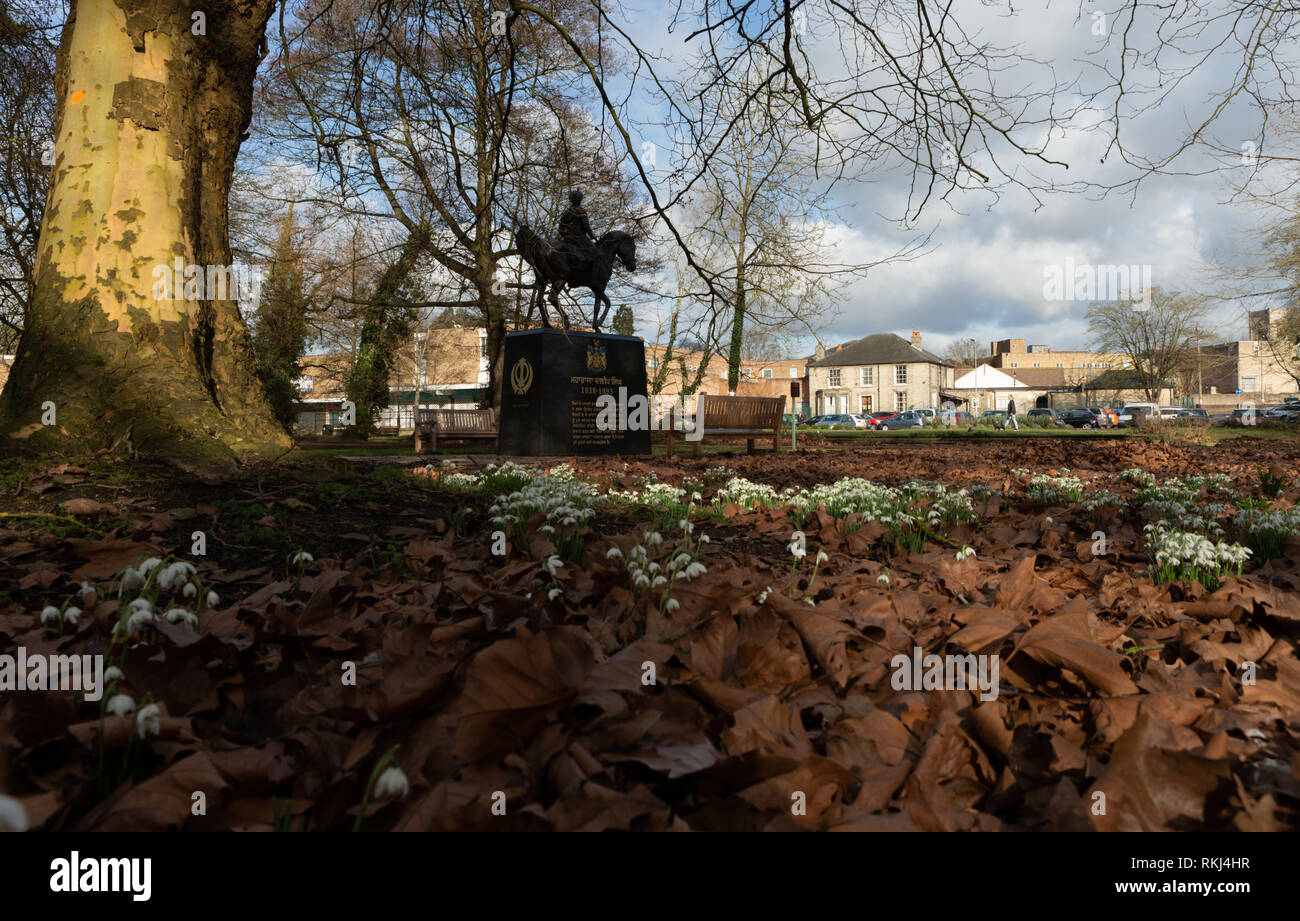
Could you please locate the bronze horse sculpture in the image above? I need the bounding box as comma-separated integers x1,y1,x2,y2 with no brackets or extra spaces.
514,220,636,332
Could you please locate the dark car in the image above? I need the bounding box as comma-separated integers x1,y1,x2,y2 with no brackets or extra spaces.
1026,408,1062,426
979,410,1008,425
865,411,899,429
878,410,925,430
1059,408,1103,429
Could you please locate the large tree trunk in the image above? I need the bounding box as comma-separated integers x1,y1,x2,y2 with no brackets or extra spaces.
0,0,288,475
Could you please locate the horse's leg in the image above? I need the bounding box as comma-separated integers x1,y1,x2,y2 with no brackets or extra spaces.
535,282,550,328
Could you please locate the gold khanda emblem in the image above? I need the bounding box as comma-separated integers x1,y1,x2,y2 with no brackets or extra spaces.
510,356,534,395
587,342,607,372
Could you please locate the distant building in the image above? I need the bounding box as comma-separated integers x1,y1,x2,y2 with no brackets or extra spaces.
644,345,809,416
806,332,956,415
295,326,491,434
987,338,1131,376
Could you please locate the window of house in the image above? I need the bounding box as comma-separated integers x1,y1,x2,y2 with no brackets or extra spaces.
894,392,906,412
650,358,659,369
860,395,872,413
762,368,772,379
1056,362,1063,367
894,365,907,385
828,369,842,387
1242,375,1257,391
1010,362,1018,368
1033,363,1040,368
790,367,798,378
479,338,488,359
860,367,873,386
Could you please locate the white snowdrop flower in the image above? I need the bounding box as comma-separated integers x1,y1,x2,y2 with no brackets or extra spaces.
156,561,196,591
138,558,163,576
162,608,198,629
543,555,563,576
104,666,123,683
182,583,197,599
0,794,28,832
815,550,829,564
665,598,680,613
673,553,692,569
120,568,143,591
40,606,61,625
77,581,96,597
62,606,81,626
547,587,562,601
756,587,771,604
205,591,219,608
685,562,707,580
652,575,668,588
374,765,410,800
106,694,135,717
877,572,891,586
135,703,161,739
123,608,155,633
127,597,153,617
290,551,314,565
633,573,650,591
646,532,663,548
698,534,709,544
606,546,623,560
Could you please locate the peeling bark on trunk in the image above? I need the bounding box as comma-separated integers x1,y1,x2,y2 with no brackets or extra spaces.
0,0,288,475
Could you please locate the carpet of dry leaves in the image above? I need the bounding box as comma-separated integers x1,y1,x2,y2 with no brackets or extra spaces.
2,437,1298,831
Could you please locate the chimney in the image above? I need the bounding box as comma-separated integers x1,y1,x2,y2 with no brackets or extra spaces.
815,342,826,361
911,331,922,349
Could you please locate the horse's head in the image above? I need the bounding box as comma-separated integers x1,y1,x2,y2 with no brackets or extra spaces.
601,230,636,270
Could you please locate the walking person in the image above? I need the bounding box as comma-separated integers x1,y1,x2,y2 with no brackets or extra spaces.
1006,396,1019,430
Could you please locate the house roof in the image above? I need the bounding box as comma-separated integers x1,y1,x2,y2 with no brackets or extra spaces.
952,364,1025,389
1000,367,1070,389
1080,369,1171,390
808,333,949,368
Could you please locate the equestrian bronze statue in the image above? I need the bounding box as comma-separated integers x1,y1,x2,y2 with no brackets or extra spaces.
514,189,636,332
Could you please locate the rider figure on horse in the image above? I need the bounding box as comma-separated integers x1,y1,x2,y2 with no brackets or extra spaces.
556,188,598,266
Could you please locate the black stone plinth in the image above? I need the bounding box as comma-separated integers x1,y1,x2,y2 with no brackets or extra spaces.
498,328,651,456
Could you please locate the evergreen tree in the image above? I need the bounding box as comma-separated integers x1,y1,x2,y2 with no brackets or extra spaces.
611,304,635,336
344,227,427,434
251,206,309,432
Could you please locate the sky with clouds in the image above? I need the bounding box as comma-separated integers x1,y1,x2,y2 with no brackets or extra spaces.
616,0,1295,358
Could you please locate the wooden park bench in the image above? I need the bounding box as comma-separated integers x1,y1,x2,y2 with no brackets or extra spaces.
414,408,498,453
666,394,784,456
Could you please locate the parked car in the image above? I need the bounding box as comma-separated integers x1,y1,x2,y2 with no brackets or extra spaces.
1227,408,1258,426
979,410,1009,426
878,410,926,430
1176,407,1209,420
1059,407,1104,429
806,413,864,429
912,407,937,425
1026,408,1063,426
849,413,875,427
1262,404,1298,419
865,411,899,429
1117,403,1160,427
938,409,975,425
1086,406,1119,427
